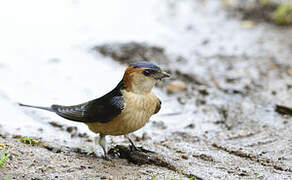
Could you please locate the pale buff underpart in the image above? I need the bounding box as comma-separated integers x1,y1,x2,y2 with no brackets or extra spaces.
86,90,159,135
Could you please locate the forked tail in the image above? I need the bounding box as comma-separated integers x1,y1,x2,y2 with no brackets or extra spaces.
18,103,53,112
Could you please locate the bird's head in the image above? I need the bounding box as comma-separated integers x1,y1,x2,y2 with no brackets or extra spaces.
123,62,170,94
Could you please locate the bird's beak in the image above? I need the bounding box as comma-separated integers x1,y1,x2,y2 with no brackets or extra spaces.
154,71,170,80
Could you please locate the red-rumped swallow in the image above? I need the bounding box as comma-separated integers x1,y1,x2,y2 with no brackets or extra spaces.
19,62,169,158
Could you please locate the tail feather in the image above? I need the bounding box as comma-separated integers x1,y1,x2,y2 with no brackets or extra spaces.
18,103,53,112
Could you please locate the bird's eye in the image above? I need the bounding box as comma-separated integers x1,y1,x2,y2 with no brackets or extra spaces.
143,70,151,76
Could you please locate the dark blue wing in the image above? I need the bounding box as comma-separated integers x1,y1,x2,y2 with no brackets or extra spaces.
51,80,125,123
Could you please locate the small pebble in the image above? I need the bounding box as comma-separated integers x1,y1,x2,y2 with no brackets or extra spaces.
185,123,195,129
181,154,189,160
157,154,162,160
13,135,22,139
241,20,254,28
167,80,186,94
86,138,93,142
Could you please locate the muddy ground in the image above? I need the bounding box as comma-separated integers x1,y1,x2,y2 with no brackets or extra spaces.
1,0,292,180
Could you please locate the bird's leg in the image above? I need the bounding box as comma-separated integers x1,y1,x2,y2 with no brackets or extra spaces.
124,134,139,151
97,134,108,159
124,134,155,154
93,136,99,156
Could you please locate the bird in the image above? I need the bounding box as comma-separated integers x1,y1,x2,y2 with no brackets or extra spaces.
19,61,169,158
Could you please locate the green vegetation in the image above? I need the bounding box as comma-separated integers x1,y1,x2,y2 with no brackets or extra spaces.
259,0,271,5
254,173,259,180
259,0,292,25
19,137,41,146
0,148,9,167
4,175,11,180
272,3,292,25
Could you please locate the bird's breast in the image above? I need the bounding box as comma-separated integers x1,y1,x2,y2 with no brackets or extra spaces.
86,90,159,135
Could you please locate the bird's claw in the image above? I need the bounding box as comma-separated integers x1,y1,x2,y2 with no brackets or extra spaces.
129,145,155,153
103,153,112,161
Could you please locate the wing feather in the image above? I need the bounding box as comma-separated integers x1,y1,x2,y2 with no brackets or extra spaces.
51,80,125,123
51,103,88,121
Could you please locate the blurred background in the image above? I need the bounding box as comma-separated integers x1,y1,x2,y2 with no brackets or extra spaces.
0,0,291,179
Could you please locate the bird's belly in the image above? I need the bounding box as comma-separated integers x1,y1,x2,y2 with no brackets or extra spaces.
86,92,158,135
87,111,151,135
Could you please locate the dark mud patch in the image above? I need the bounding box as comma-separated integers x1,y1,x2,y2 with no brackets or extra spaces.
224,0,292,25
93,42,169,65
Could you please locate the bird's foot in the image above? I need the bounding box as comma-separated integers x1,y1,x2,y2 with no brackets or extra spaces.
103,153,112,161
92,149,111,160
125,135,151,152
